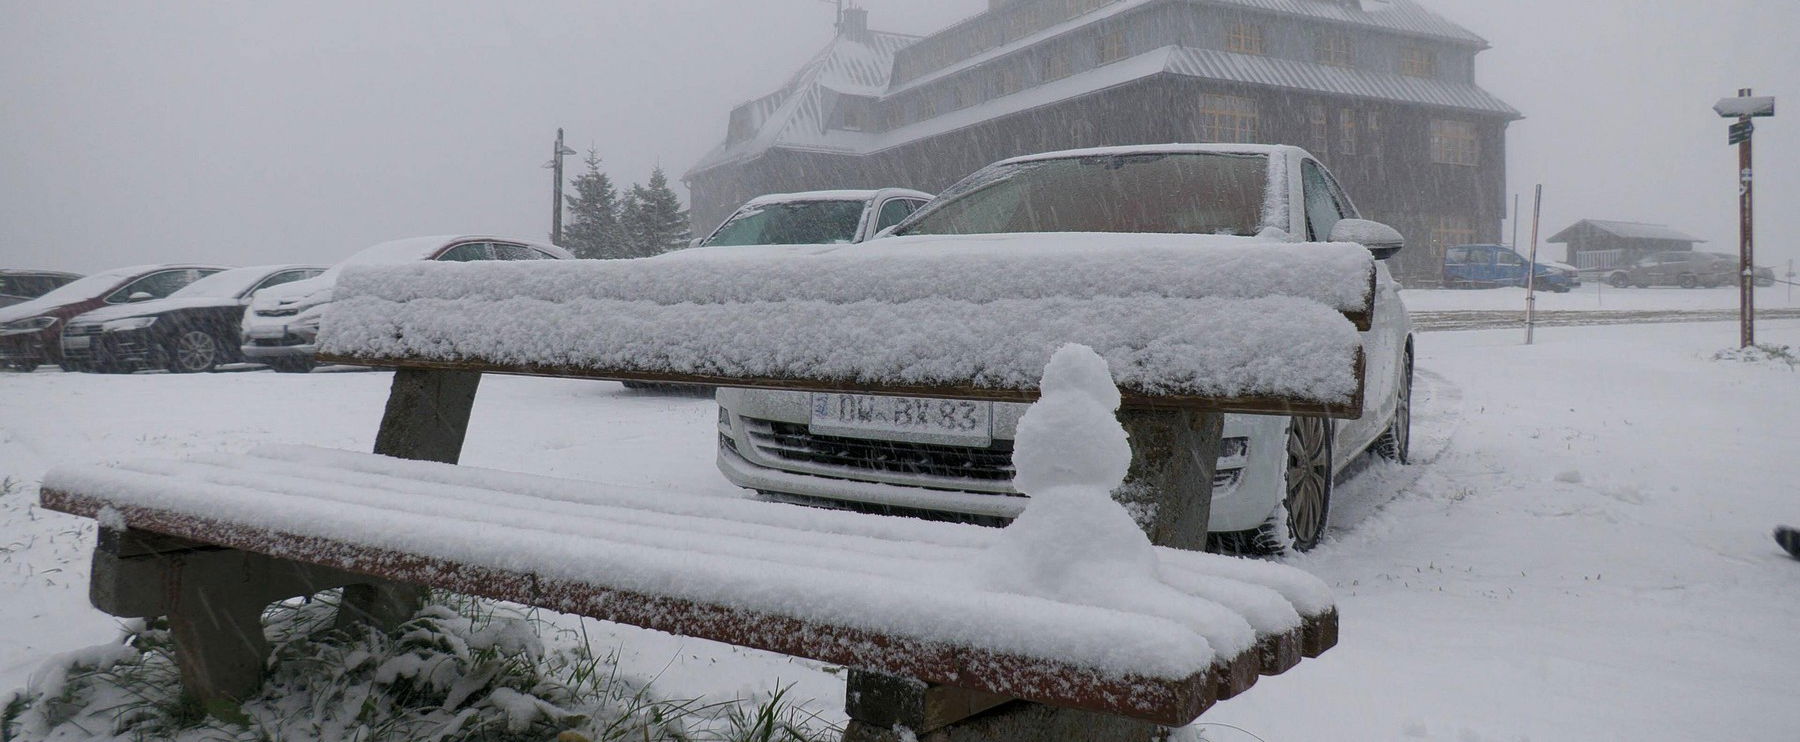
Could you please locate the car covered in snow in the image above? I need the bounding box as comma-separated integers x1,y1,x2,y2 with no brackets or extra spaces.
1605,251,1736,289
0,270,83,309
1443,243,1576,292
697,189,934,248
60,265,324,373
1700,253,1777,287
0,264,228,372
241,236,573,372
716,144,1414,553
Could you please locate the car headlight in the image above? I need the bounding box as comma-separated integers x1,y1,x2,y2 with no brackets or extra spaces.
3,316,58,333
101,316,157,332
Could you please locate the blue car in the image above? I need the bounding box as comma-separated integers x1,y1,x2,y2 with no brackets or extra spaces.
1444,244,1576,292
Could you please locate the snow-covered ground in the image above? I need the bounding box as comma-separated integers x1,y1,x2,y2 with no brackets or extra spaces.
1402,282,1798,313
2,319,1797,740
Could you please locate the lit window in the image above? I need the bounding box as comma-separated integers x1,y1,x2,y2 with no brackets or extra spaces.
1097,28,1128,64
1198,94,1258,144
1227,23,1265,55
1366,111,1382,158
1315,31,1354,67
1399,46,1437,78
1429,119,1479,166
1339,109,1358,156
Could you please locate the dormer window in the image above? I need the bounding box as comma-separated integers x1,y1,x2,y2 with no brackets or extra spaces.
1227,23,1265,55
1400,45,1438,78
1315,31,1354,67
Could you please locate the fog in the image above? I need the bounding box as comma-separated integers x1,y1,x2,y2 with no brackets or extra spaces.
2,0,1795,273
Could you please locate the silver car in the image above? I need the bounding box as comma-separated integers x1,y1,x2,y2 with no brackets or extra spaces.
697,189,934,248
716,145,1414,553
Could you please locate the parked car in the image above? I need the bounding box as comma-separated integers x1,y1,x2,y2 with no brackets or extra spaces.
1701,253,1777,287
696,189,934,247
60,265,324,373
241,236,573,372
1605,251,1735,288
0,264,228,372
716,144,1414,553
0,270,83,308
1443,244,1576,292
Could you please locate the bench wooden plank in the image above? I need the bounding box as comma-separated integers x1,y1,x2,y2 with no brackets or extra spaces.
314,350,1367,419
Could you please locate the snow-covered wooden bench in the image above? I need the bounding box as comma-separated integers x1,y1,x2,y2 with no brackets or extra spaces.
42,237,1372,739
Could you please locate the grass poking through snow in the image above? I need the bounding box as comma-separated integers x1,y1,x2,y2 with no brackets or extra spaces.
1,591,836,742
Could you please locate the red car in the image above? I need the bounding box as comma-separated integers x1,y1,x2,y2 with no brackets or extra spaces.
0,264,227,371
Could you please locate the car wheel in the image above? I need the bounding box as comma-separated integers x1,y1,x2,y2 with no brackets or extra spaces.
266,356,315,373
1678,274,1698,289
1374,350,1413,464
1214,416,1335,555
168,330,220,373
1608,273,1630,289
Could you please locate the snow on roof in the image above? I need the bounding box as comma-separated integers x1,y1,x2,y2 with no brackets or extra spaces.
319,236,1371,405
1165,46,1519,118
42,443,1335,682
1548,220,1706,244
1217,0,1487,47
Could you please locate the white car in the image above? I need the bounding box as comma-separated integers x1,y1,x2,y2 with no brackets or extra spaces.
697,189,933,247
241,235,572,372
716,144,1413,552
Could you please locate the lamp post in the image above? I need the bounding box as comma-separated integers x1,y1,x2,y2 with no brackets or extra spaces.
545,128,578,246
1713,90,1776,348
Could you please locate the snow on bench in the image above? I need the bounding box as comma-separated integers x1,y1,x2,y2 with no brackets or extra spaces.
316,236,1375,417
39,347,1336,727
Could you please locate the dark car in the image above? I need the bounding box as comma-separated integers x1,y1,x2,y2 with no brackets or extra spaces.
1701,253,1777,287
60,265,324,373
0,270,83,309
1606,251,1734,289
0,264,228,371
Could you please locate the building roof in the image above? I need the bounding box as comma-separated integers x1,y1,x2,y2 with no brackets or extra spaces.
1166,46,1518,117
1548,219,1706,244
1209,0,1488,47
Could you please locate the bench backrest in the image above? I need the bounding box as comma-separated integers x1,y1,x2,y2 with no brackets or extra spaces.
317,235,1376,417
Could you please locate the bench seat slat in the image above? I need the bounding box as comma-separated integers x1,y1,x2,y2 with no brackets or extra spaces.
41,446,1337,725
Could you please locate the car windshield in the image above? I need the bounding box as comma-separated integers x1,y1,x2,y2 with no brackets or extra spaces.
168,267,270,299
21,271,137,305
896,152,1269,237
703,200,865,246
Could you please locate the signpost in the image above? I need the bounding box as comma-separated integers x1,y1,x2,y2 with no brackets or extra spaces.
1714,90,1776,348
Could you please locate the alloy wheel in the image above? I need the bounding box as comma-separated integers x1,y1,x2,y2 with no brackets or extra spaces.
172,330,218,373
1284,416,1332,550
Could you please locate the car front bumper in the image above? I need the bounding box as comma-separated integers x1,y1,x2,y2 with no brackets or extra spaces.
60,325,158,367
240,320,318,361
0,329,56,365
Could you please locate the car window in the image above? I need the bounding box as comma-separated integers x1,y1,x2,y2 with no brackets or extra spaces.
106,268,212,303
899,152,1268,237
436,242,491,262
1301,160,1345,242
491,243,543,260
1445,247,1471,264
1496,251,1525,267
705,200,867,246
875,199,920,232
254,269,319,293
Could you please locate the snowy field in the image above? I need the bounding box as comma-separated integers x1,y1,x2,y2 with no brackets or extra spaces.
2,319,1798,740
1402,282,1798,313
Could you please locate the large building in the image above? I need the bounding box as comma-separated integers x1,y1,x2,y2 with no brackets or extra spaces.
685,0,1518,284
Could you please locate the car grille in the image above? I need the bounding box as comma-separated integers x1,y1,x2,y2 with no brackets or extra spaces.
744,418,1016,485
257,308,301,317
251,335,311,347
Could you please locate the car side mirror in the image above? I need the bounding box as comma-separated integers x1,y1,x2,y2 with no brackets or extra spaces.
1330,219,1405,260
128,291,154,302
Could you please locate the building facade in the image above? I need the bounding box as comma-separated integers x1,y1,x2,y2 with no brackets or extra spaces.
1547,219,1707,272
685,0,1518,284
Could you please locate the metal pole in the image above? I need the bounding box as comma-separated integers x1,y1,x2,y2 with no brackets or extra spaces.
1737,89,1755,348
1510,193,1520,252
1525,184,1543,345
551,128,568,246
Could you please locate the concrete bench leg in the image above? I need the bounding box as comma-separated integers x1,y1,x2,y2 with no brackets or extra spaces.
843,670,1166,742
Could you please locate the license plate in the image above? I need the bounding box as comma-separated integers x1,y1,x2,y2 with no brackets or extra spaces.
62,336,90,349
810,393,992,445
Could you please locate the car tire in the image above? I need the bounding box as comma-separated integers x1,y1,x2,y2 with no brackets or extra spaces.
1374,350,1413,464
1678,274,1698,289
1608,273,1630,289
168,330,220,373
1212,416,1335,555
266,357,316,373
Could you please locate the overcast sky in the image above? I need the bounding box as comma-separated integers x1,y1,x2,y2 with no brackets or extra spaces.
3,0,1796,272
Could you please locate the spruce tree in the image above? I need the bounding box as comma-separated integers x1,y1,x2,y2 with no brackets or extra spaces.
562,150,624,259
620,167,690,257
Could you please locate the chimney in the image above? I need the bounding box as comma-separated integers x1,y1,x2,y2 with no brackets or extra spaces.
840,7,870,40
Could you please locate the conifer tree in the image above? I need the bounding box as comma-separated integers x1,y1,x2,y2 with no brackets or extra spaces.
619,167,690,257
562,150,624,259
